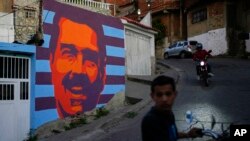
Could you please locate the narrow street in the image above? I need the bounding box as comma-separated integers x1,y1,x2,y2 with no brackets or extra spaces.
85,58,250,141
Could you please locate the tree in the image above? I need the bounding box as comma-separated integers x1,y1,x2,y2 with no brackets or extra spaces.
152,18,166,46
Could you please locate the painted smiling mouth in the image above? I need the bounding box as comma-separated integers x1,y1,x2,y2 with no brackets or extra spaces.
68,86,83,94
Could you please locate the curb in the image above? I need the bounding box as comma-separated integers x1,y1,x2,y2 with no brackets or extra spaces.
156,60,181,84
126,61,180,85
126,76,152,85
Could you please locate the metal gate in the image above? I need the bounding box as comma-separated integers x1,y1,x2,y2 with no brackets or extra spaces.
0,55,30,141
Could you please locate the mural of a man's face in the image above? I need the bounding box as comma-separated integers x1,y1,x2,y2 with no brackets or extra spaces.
50,17,106,118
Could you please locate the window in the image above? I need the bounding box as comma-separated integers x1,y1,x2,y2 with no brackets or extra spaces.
169,43,177,48
20,82,29,100
25,9,36,18
0,84,14,100
0,56,29,79
189,41,198,45
192,8,207,24
0,56,30,101
178,42,184,47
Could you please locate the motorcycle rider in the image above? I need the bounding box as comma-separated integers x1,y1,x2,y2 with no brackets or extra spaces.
193,43,214,80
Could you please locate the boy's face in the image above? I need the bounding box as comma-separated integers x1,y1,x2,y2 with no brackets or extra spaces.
151,84,177,111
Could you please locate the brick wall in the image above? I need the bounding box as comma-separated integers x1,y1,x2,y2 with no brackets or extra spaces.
187,1,225,37
207,2,225,30
106,0,132,6
184,0,199,8
138,0,179,17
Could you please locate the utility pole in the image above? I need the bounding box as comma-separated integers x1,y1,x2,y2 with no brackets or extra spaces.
39,0,43,33
179,0,183,39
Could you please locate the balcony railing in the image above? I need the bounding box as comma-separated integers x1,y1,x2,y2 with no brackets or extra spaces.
58,0,115,16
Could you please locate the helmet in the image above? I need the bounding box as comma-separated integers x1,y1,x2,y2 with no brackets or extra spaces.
196,43,203,50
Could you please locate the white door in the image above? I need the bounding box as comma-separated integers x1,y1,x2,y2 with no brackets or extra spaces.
0,56,30,141
0,82,18,141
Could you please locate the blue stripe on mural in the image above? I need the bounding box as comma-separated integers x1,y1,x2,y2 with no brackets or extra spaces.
35,85,54,98
106,65,125,76
96,104,106,108
42,34,51,48
101,84,125,95
106,45,125,58
36,60,51,72
33,109,58,129
43,10,55,24
103,25,124,39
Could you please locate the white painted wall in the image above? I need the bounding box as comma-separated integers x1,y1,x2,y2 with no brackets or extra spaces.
0,12,14,43
188,28,228,56
246,33,250,53
126,30,151,75
140,12,152,27
122,19,157,75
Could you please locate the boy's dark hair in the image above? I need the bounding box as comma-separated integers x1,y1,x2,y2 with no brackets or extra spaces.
151,75,176,92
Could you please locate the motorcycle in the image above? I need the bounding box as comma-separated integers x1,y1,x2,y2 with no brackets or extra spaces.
196,50,212,87
185,110,231,141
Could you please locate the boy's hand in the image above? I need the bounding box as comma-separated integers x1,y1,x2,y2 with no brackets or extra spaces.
188,128,203,138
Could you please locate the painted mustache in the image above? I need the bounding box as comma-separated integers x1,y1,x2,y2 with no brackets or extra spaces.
62,72,92,94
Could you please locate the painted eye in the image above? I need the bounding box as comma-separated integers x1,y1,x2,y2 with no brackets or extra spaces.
85,61,97,68
62,53,75,62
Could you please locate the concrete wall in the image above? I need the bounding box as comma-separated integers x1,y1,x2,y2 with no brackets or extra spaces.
188,28,227,55
32,0,125,129
0,12,14,43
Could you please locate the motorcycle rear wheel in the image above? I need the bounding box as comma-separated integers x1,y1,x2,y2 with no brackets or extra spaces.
204,78,209,86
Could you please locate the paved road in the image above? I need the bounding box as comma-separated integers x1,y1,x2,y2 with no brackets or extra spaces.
165,58,250,123
87,58,250,141
162,58,250,140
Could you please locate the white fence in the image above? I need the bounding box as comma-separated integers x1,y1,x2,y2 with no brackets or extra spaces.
59,0,115,15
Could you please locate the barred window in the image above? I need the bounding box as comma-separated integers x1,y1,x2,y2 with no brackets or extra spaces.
20,82,29,100
192,8,207,24
0,84,14,101
0,56,29,79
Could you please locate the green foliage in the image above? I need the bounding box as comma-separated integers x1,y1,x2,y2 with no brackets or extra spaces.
26,135,37,141
25,130,38,141
152,19,166,46
124,111,138,118
64,125,71,131
63,116,88,131
95,107,109,119
51,129,61,134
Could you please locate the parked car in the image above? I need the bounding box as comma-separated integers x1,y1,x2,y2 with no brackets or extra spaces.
164,40,198,59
